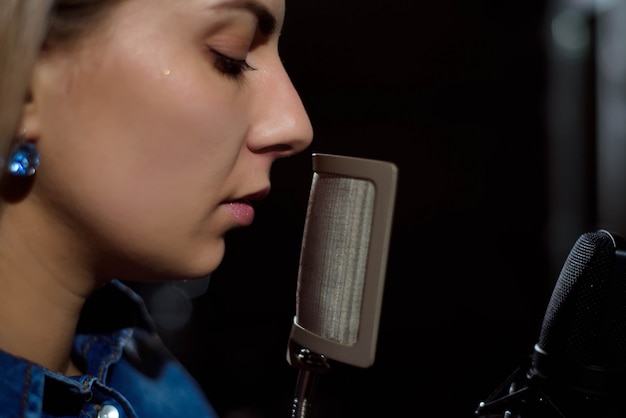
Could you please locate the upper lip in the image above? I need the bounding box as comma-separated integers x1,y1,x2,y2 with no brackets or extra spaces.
230,186,270,204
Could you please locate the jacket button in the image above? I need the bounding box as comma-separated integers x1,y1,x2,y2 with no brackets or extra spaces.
98,405,120,418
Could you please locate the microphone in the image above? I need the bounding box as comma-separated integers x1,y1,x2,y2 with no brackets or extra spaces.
286,153,398,418
476,229,626,418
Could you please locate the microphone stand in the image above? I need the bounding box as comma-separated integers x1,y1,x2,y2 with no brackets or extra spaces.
288,341,330,418
475,358,567,418
475,356,625,418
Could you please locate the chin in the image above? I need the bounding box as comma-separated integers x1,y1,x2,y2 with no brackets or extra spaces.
116,240,226,283
114,256,224,284
181,246,225,279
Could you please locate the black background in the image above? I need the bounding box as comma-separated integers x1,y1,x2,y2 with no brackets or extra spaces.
143,1,565,417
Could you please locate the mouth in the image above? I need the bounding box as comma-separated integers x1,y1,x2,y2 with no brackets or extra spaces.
224,187,271,226
240,187,271,203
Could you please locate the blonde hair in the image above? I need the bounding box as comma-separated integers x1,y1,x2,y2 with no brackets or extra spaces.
0,0,51,171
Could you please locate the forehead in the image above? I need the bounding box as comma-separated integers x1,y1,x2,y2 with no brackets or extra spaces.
88,0,287,46
209,0,284,33
171,0,286,24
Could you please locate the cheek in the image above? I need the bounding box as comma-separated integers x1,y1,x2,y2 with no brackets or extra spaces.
50,59,241,175
36,50,248,237
109,77,246,212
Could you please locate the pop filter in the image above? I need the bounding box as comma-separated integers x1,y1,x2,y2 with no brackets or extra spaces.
286,153,398,418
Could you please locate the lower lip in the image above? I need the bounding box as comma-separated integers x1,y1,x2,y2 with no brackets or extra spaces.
227,202,255,226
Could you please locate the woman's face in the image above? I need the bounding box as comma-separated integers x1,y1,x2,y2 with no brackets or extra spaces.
26,0,313,281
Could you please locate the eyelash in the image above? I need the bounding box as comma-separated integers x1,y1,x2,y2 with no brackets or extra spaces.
210,48,256,80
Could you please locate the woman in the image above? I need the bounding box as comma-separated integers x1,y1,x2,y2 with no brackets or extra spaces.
0,0,313,417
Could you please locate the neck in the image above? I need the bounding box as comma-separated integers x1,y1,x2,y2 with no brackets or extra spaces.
0,287,84,375
0,267,88,374
0,203,98,375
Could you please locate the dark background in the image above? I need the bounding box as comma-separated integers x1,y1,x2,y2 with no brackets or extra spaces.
133,1,625,417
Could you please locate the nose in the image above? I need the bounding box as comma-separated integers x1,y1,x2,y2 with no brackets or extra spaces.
246,57,314,158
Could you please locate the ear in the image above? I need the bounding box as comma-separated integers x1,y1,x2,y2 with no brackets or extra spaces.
2,86,40,200
18,86,41,141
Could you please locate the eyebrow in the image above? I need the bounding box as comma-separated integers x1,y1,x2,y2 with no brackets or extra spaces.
213,1,278,36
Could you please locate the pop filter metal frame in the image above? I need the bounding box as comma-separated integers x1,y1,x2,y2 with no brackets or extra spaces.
286,153,398,418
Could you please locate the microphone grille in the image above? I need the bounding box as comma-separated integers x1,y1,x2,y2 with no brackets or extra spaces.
288,153,397,368
538,230,626,369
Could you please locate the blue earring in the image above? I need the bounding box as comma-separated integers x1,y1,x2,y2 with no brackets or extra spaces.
7,130,40,176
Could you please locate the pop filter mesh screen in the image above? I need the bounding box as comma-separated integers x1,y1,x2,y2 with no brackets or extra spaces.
295,172,375,346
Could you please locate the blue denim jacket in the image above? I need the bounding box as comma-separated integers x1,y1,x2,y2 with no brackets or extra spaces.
0,280,219,418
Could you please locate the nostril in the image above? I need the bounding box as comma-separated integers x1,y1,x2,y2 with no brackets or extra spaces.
254,143,297,158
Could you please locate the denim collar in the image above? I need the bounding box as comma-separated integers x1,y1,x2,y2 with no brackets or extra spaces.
0,280,157,417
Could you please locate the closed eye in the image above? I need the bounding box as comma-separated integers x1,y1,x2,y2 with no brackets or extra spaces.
210,48,256,80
